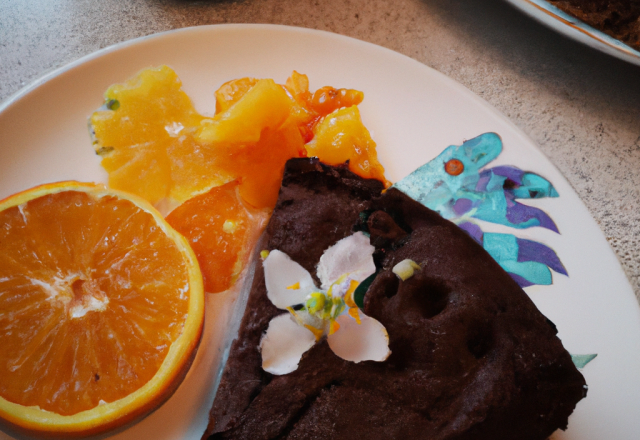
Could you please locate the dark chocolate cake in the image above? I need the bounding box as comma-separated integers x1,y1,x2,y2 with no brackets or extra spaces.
550,0,640,50
204,158,586,440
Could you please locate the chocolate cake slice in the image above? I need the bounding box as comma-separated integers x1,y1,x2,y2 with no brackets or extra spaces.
204,158,586,440
549,0,640,50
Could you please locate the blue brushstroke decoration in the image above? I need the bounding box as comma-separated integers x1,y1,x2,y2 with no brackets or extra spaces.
393,133,566,287
571,354,597,369
393,132,559,231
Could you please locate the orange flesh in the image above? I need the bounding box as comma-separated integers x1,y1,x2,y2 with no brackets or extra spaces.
309,85,364,116
0,191,190,416
197,78,307,209
306,106,390,186
166,181,267,294
214,77,260,114
90,67,389,294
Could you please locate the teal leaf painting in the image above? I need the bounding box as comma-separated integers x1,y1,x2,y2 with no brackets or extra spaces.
571,354,598,369
393,133,566,288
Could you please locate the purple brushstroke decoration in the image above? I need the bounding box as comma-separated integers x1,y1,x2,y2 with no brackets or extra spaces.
453,198,473,216
509,273,535,288
490,165,525,185
516,238,568,276
505,194,559,233
458,221,483,244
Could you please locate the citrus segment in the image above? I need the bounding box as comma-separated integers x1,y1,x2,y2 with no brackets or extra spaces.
308,85,364,116
305,106,390,186
214,77,259,114
196,78,306,209
215,119,306,210
197,78,293,145
284,71,316,129
0,182,204,436
90,65,227,209
166,181,269,294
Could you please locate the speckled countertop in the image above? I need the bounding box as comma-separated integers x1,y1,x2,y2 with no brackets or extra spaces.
2,0,639,302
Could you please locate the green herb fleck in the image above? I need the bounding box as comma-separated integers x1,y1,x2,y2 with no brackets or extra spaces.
95,146,115,156
105,99,120,111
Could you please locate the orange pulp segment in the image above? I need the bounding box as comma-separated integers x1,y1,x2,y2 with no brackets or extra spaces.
90,66,229,210
196,78,307,209
305,106,390,186
0,182,204,436
214,77,260,114
166,181,269,294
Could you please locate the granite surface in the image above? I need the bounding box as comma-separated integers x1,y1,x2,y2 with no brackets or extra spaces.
1,0,639,302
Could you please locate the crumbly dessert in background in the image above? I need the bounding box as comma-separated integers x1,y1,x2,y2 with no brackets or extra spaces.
550,0,640,50
204,158,587,440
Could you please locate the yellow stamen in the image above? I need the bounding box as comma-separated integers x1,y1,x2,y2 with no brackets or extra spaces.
304,324,324,341
348,307,362,324
307,292,325,315
287,282,301,290
329,320,340,335
286,307,305,327
287,306,324,341
344,279,359,308
260,250,270,260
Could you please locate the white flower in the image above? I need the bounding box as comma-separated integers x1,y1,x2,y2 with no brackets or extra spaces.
259,232,391,375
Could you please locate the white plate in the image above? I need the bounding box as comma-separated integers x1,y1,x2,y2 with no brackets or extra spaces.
1,24,639,440
505,0,640,67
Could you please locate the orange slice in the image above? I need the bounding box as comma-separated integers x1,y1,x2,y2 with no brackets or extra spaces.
166,181,269,294
0,182,204,437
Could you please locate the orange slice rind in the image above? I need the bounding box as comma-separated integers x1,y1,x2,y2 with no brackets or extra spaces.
0,182,204,438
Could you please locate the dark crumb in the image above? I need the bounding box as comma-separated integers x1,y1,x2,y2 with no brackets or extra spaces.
549,0,640,50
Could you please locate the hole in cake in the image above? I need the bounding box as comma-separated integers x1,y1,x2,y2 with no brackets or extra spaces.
399,276,450,320
466,322,493,359
390,235,411,251
353,209,375,235
382,273,400,299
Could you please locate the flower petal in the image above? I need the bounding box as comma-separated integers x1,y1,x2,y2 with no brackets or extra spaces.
264,250,316,308
317,232,376,290
327,313,391,363
260,314,317,375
